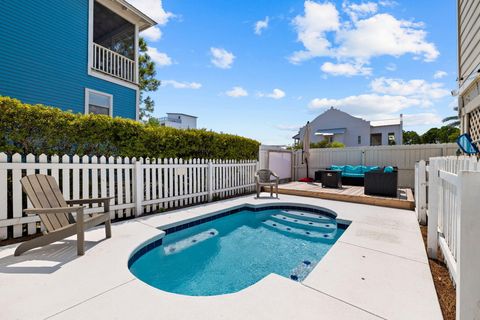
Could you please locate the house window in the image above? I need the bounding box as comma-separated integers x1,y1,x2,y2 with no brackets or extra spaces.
370,133,382,146
85,89,113,116
358,136,361,144
388,132,396,145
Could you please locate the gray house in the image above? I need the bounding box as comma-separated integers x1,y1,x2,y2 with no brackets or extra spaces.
158,113,198,129
293,108,403,147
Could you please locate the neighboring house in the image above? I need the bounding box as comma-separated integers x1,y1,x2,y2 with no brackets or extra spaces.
293,108,403,147
0,0,156,120
159,113,198,129
458,0,480,143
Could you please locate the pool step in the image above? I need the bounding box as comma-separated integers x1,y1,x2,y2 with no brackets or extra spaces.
270,214,336,232
289,260,316,282
262,220,336,240
163,229,218,255
280,209,334,223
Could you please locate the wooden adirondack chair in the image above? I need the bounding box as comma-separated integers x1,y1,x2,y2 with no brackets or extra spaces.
15,174,112,256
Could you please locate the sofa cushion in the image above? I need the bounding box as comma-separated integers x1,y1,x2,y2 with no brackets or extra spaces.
384,166,394,173
329,165,345,171
363,166,380,173
344,165,363,174
341,172,365,178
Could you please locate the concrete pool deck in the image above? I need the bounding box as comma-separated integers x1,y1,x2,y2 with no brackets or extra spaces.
0,193,442,320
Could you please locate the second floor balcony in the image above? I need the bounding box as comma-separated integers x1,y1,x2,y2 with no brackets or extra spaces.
90,1,138,84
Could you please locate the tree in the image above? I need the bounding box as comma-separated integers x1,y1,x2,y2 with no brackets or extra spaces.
403,130,422,145
442,106,460,127
138,38,161,121
421,128,440,144
421,126,460,144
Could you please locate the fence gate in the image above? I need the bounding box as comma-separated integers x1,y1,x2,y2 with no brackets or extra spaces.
268,151,292,180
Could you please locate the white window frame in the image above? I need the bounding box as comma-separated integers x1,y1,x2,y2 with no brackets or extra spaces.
85,88,113,116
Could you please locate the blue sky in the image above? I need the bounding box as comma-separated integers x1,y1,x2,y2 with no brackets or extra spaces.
129,0,457,145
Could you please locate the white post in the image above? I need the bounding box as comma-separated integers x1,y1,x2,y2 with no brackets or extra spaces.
417,160,427,225
456,170,480,320
427,160,439,259
208,161,213,202
134,159,144,216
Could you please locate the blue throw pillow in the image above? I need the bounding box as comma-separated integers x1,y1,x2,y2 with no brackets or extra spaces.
330,165,344,171
384,166,394,173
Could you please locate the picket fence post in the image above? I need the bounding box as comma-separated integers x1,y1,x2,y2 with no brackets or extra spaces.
208,161,213,202
417,160,427,225
456,170,480,320
134,159,144,216
427,159,439,259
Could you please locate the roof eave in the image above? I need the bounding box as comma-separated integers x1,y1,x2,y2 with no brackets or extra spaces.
114,0,157,31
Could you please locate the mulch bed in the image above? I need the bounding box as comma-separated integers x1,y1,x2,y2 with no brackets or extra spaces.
420,225,456,320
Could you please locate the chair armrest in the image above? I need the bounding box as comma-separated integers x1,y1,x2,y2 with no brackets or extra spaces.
24,206,84,215
67,197,113,206
270,171,280,179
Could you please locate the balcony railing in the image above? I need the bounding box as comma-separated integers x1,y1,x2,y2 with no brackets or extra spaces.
92,43,136,83
159,117,182,123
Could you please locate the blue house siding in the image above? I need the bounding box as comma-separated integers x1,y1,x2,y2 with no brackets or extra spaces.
0,0,137,119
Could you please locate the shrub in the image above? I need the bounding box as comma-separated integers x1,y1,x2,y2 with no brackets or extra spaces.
310,141,345,149
0,96,260,159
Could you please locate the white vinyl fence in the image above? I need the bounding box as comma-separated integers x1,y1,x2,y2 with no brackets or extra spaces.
0,153,258,241
294,143,458,188
415,156,480,320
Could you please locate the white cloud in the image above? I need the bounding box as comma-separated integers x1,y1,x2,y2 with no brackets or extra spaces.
254,17,269,35
379,0,398,8
386,63,397,71
127,1,174,51
225,86,248,98
162,80,202,89
320,62,372,76
290,1,340,64
258,88,286,99
308,76,449,127
141,27,162,41
147,47,172,66
289,1,439,72
309,93,421,114
402,113,442,127
126,0,173,25
370,77,449,102
343,1,378,20
335,14,438,62
210,47,235,69
433,70,448,79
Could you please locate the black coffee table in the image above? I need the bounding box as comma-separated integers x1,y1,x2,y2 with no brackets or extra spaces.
318,170,342,188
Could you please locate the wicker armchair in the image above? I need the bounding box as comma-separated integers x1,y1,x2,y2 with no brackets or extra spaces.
255,169,279,198
364,167,398,198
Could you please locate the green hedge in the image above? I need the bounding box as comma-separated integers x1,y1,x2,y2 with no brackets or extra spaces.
0,97,260,159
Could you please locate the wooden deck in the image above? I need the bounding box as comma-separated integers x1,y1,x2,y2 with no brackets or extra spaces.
265,182,414,210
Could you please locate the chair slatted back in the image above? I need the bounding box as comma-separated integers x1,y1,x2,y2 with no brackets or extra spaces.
257,169,274,183
20,174,73,232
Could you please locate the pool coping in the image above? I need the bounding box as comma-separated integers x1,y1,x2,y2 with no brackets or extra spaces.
0,193,442,320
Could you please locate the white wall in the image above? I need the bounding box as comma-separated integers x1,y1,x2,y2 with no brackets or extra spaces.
370,124,403,145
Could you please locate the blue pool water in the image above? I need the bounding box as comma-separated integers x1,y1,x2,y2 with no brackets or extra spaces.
129,207,346,296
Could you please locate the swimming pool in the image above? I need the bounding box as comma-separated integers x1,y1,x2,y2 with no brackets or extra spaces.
129,205,348,296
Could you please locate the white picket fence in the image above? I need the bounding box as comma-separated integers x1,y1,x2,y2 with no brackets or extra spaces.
415,156,480,319
0,153,258,240
294,143,458,188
